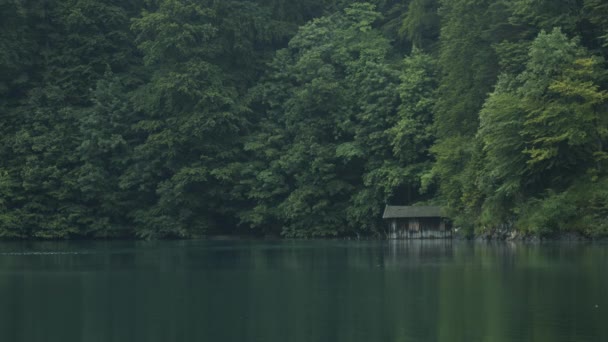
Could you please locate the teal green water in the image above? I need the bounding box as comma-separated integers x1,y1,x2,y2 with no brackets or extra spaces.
0,240,606,342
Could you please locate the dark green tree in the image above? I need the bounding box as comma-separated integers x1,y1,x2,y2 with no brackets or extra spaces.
428,0,504,227
400,0,440,52
0,0,139,238
243,3,408,237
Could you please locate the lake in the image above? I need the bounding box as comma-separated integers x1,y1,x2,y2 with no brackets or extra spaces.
0,240,606,342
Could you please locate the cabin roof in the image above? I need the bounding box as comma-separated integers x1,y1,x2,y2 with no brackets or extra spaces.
382,205,444,219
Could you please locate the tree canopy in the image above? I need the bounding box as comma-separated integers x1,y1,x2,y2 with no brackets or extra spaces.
1,0,608,238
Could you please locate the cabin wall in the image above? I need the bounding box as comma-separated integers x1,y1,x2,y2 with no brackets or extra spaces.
388,218,452,239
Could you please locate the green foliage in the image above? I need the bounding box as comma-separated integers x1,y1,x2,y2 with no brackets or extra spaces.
240,3,436,237
510,29,607,187
509,0,582,34
434,0,500,138
583,0,608,49
2,0,608,239
473,28,608,235
126,0,244,238
476,76,527,227
401,0,439,52
390,49,437,165
517,178,608,237
427,0,504,228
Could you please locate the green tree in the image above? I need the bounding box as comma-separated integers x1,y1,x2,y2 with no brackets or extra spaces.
583,0,608,50
244,3,408,237
125,0,242,238
74,74,136,237
428,0,504,227
477,75,527,227
400,0,439,52
477,29,608,234
0,0,139,238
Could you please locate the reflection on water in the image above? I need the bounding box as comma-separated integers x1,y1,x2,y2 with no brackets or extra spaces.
0,240,606,342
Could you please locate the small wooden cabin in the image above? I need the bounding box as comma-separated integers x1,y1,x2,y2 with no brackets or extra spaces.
383,205,452,239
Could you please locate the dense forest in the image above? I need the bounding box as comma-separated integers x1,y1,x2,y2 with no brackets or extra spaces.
1,0,607,239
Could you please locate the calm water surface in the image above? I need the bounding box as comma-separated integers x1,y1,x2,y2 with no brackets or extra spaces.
0,240,606,342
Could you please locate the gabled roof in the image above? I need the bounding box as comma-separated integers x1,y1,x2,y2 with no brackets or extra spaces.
382,205,444,219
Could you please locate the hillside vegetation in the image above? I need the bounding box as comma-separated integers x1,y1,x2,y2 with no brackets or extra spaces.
1,0,607,239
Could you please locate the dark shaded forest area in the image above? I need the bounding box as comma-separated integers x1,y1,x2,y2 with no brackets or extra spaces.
1,0,607,239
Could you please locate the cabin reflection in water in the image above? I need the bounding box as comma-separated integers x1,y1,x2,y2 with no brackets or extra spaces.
383,206,452,239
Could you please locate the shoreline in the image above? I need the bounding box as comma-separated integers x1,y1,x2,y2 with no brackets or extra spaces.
0,231,607,243
466,230,607,243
